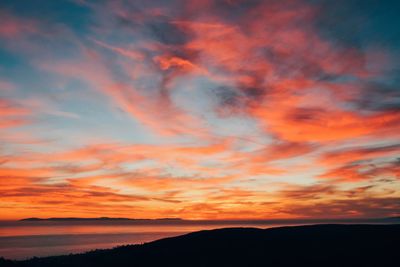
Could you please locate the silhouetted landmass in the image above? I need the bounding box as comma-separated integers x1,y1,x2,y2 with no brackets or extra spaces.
1,224,398,267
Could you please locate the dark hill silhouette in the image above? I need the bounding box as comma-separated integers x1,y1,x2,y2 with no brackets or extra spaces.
1,224,398,267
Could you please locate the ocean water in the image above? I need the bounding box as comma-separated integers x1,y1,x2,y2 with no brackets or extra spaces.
0,221,281,260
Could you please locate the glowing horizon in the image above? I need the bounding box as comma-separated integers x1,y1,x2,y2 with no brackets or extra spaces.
0,0,399,220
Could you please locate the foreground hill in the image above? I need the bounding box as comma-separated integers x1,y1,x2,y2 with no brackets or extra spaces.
1,224,399,267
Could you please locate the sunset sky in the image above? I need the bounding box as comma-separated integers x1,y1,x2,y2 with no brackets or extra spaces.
0,0,399,220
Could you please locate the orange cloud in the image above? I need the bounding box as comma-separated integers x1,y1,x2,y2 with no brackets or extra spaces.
253,106,400,142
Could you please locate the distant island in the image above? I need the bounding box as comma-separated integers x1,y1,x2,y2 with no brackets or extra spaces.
1,224,398,267
20,217,183,222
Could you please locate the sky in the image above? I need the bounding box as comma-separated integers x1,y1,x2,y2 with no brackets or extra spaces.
0,0,399,220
